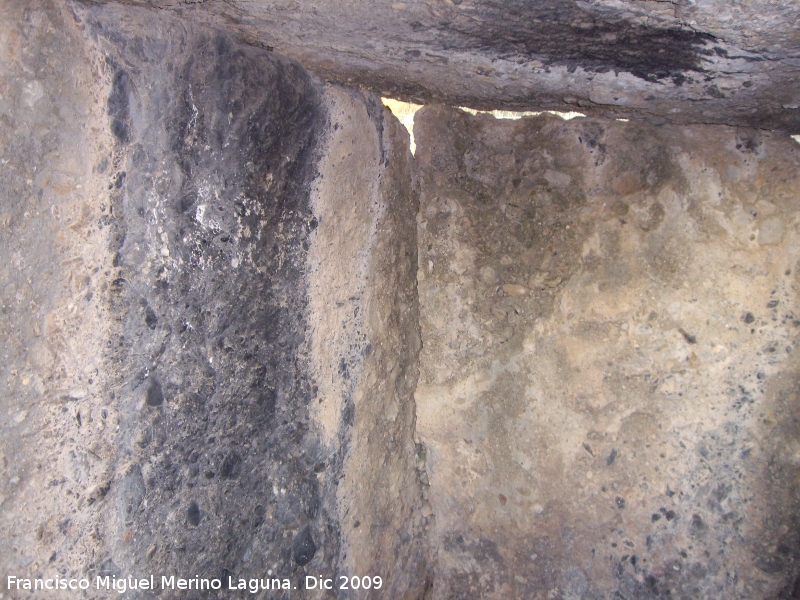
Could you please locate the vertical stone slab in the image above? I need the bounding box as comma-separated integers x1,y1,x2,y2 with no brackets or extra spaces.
307,88,431,597
415,105,800,598
76,2,342,591
0,0,117,585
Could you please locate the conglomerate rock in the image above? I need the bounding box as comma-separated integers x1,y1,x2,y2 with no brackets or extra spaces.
0,1,429,597
2,1,800,599
415,104,800,598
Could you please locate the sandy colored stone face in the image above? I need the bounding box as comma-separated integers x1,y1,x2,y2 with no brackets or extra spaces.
414,105,800,598
307,87,431,597
0,0,117,581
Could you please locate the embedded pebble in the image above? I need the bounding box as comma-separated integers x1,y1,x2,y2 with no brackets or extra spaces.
503,283,529,297
491,306,508,321
758,216,784,245
479,265,497,284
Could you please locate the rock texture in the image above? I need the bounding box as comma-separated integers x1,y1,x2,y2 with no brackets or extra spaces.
415,105,800,598
88,0,800,131
306,87,432,598
0,0,118,585
4,2,800,599
0,1,428,597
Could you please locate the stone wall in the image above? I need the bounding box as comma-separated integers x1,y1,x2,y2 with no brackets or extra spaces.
415,105,800,598
0,2,428,597
2,2,800,599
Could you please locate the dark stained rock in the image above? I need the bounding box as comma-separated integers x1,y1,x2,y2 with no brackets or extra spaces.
89,0,800,130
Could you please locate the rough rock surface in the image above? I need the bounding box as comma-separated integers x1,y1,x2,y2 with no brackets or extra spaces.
415,105,800,598
306,87,432,597
4,1,800,598
0,0,118,586
89,0,800,131
0,1,428,597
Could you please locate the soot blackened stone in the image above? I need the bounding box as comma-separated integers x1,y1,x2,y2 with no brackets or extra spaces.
252,505,266,530
691,513,706,532
292,525,317,566
756,555,786,574
93,4,335,583
439,0,715,83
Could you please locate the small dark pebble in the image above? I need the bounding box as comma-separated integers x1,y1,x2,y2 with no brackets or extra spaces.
144,306,158,330
616,496,626,509
292,525,317,566
743,312,755,324
652,513,662,522
187,501,201,526
145,377,164,407
767,300,779,308
252,505,266,530
220,452,242,479
756,555,785,574
607,448,617,466
680,329,697,344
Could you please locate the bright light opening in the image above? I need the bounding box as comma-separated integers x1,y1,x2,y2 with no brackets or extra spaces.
382,98,422,155
381,99,588,156
457,107,586,121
